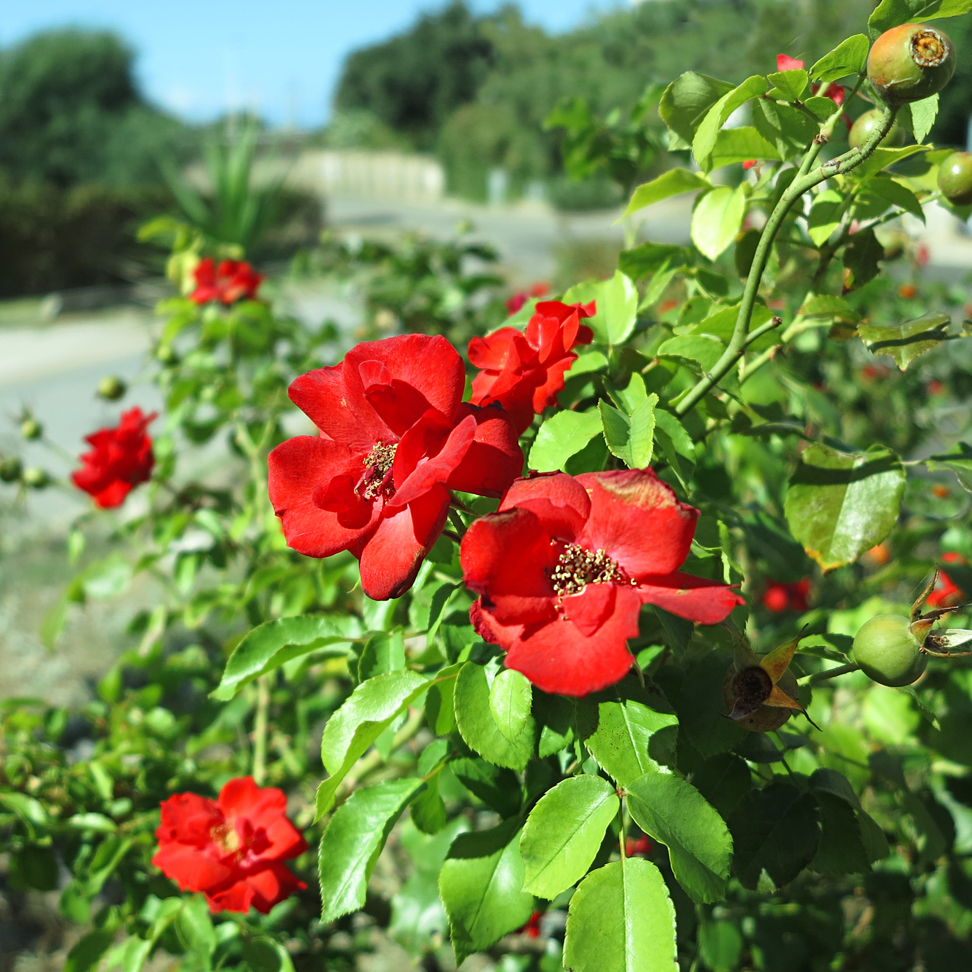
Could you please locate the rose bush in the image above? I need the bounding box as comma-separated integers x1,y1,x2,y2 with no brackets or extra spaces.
4,4,972,971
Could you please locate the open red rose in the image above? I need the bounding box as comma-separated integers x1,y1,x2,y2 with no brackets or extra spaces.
762,579,810,613
461,469,744,696
190,257,264,305
468,299,595,434
268,334,523,600
71,406,156,509
153,777,307,914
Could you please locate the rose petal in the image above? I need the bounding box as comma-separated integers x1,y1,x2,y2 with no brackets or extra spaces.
636,571,745,624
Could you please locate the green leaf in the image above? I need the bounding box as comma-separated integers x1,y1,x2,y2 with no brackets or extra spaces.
563,859,677,972
852,144,926,181
766,69,809,101
899,93,940,143
587,270,639,346
784,443,905,571
808,189,844,246
455,662,535,770
809,790,871,875
842,228,885,290
576,683,678,787
810,34,870,81
623,168,709,219
858,312,950,370
529,409,604,472
213,615,355,700
619,243,690,281
752,99,817,161
653,411,696,492
439,818,535,965
800,294,860,324
319,778,424,924
599,396,658,469
656,335,725,372
451,757,523,818
691,185,747,261
317,670,430,815
863,175,925,222
626,772,733,903
177,895,216,958
659,72,734,148
691,754,753,819
698,921,744,972
693,76,768,168
358,630,406,681
64,930,116,972
709,127,781,168
927,442,972,492
728,781,821,890
489,668,533,743
520,775,620,900
869,0,972,37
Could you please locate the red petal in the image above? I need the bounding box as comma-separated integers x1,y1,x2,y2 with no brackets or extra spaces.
288,366,384,451
460,507,558,625
357,487,449,599
446,403,523,498
243,863,307,914
389,412,476,509
577,469,698,577
498,472,590,541
636,571,745,624
562,582,619,637
268,437,378,557
777,54,804,71
204,878,253,914
152,844,235,894
468,327,521,371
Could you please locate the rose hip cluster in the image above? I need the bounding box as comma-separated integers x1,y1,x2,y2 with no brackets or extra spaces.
269,301,743,697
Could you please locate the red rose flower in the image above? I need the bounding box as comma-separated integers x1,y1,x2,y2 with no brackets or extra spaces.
762,579,810,613
460,469,744,696
927,553,965,608
190,258,264,305
268,334,523,600
505,281,551,315
71,406,156,509
625,835,653,857
468,300,596,434
153,776,307,914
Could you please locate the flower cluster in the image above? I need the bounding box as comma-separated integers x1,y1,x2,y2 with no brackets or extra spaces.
190,257,264,305
71,406,156,509
153,777,307,914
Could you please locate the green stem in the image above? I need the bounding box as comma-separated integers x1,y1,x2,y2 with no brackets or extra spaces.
252,675,270,785
675,95,893,417
798,662,860,686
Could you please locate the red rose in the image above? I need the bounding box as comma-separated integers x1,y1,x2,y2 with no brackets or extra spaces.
468,300,595,434
190,258,264,305
762,579,810,613
268,334,523,600
460,469,744,696
927,553,965,608
153,777,307,915
71,406,156,509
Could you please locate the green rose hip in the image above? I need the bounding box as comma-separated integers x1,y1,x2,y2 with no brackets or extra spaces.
853,614,928,686
867,23,955,105
938,151,972,206
849,108,905,150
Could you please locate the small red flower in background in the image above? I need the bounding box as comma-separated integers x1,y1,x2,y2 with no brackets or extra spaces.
71,406,156,509
469,300,595,434
861,363,891,381
899,283,918,299
505,281,551,316
927,553,966,608
775,54,850,127
518,911,543,938
927,379,945,396
626,834,653,857
153,777,307,914
762,579,810,613
268,334,522,600
461,469,744,696
190,258,264,305
743,160,758,170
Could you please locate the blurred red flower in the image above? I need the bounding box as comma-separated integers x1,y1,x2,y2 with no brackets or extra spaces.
461,469,744,696
505,281,551,315
469,300,595,434
153,777,307,914
519,911,543,938
762,579,811,613
927,379,945,396
775,55,849,126
268,335,522,600
927,553,965,608
626,834,653,857
71,406,156,509
190,258,264,305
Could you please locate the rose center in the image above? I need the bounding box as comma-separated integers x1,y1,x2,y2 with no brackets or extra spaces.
360,442,397,500
549,542,626,596
210,821,241,854
911,29,949,68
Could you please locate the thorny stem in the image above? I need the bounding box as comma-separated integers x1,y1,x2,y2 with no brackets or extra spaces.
675,91,895,417
798,662,860,686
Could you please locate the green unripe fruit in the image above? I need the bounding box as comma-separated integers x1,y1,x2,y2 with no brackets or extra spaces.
867,24,955,105
156,344,179,365
0,456,23,483
938,151,972,206
20,417,42,440
849,108,905,150
97,375,127,401
852,614,928,686
21,467,49,490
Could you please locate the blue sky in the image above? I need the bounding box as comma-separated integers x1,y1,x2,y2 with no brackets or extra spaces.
1,0,621,128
